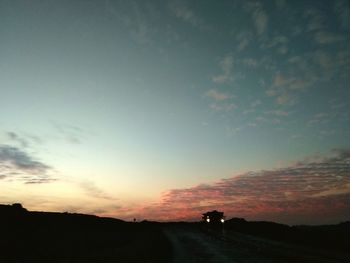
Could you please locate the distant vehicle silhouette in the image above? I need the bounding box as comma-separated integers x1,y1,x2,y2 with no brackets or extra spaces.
202,210,225,224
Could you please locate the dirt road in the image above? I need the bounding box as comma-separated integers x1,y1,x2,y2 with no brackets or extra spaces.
162,224,349,263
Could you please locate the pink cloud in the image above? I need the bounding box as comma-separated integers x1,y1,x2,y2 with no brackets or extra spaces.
117,149,350,224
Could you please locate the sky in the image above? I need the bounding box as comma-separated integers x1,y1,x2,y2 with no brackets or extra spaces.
1,0,350,225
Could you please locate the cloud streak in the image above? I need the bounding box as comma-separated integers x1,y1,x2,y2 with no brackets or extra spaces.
212,54,234,84
245,2,268,35
6,132,29,148
79,180,117,200
106,0,158,44
206,89,229,101
314,31,346,44
169,1,202,28
0,145,54,184
5,131,42,148
334,0,350,29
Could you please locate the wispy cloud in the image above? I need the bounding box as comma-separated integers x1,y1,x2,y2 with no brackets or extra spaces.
313,50,350,79
6,132,29,148
5,131,42,148
53,123,86,145
308,112,330,126
266,69,318,106
132,149,350,223
242,100,262,115
210,103,237,112
275,93,294,105
266,85,295,106
106,0,157,44
275,0,286,9
304,8,325,32
236,31,253,51
0,145,54,184
334,0,350,29
250,99,262,108
212,54,234,84
314,31,346,44
206,89,230,101
273,73,293,87
169,1,202,28
79,180,116,200
266,110,289,117
205,88,236,112
242,58,258,67
259,35,289,55
245,2,268,35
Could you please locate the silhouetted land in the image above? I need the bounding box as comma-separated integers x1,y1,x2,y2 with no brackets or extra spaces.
0,204,172,263
1,204,349,262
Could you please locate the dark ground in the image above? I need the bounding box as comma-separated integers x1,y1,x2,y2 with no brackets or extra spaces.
1,204,349,263
163,222,350,263
0,204,172,263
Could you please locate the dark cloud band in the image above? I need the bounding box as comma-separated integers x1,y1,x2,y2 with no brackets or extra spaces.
0,145,53,184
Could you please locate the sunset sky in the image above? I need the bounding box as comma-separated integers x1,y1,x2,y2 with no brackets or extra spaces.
1,0,350,225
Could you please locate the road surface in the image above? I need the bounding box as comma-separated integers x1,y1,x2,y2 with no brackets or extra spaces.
162,224,349,263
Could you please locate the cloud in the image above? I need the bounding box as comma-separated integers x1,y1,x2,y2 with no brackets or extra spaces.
236,31,253,51
225,126,242,137
308,112,330,126
334,0,350,29
275,93,294,105
245,2,268,35
304,8,325,32
267,69,319,105
242,100,262,115
53,123,85,144
132,149,350,223
313,50,350,79
5,131,42,148
314,51,332,69
263,35,288,47
106,0,157,44
6,132,29,148
205,88,236,112
210,103,237,112
212,54,234,84
242,58,258,67
273,73,293,87
275,0,286,9
290,134,303,140
169,1,202,28
206,89,229,101
253,6,268,35
0,145,53,184
266,110,289,116
314,31,346,44
0,145,49,173
250,100,261,108
266,79,296,105
79,180,116,200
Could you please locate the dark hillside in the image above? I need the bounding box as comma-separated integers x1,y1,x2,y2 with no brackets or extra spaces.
0,204,172,263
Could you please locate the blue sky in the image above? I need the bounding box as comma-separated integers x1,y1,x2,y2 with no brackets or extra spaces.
1,0,349,224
